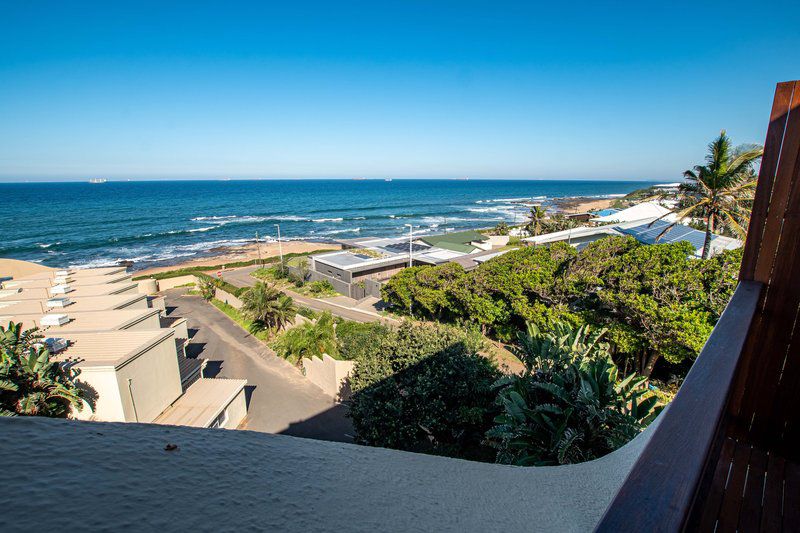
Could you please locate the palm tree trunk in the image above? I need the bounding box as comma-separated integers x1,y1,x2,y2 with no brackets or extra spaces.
702,216,714,260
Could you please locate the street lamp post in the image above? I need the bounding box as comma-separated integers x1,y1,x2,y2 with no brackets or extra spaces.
274,224,284,273
404,223,413,267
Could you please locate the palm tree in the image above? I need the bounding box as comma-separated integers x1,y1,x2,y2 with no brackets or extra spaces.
276,311,338,363
661,131,763,259
240,282,292,335
526,205,547,236
0,322,85,417
271,295,298,333
198,276,217,301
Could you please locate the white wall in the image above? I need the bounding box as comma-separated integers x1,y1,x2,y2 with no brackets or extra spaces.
302,354,355,401
114,334,183,423
222,388,248,429
73,368,127,422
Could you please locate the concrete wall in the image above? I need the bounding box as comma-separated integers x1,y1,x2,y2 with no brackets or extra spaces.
122,296,150,310
215,287,243,309
137,279,159,295
308,270,353,298
73,368,126,422
114,334,183,423
487,235,510,247
154,275,198,291
0,415,662,532
124,312,163,331
302,354,355,401
222,388,248,429
168,317,189,340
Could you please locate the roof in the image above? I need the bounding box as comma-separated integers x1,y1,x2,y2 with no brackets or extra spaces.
313,251,409,272
154,378,246,428
619,220,743,257
424,240,476,254
0,293,147,314
591,202,674,223
0,259,54,279
524,225,623,245
14,266,128,281
54,329,174,369
0,282,138,301
420,230,487,247
0,309,160,334
3,272,132,289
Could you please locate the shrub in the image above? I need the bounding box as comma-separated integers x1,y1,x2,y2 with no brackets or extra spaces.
485,320,661,465
348,321,501,460
307,280,335,296
0,322,86,418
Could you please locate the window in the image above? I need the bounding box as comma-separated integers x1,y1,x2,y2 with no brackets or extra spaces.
211,408,229,429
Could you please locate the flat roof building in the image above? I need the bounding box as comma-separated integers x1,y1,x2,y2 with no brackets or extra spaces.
0,308,162,334
154,378,248,429
0,293,149,314
0,282,139,301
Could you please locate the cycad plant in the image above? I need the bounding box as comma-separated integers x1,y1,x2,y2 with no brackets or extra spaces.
0,322,85,417
486,320,661,466
273,311,338,364
661,131,762,259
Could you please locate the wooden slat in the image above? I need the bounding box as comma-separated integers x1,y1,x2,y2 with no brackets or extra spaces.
716,443,753,532
740,81,797,281
694,437,736,531
594,282,761,532
752,82,800,283
760,454,786,532
737,446,768,532
783,460,800,532
729,84,800,439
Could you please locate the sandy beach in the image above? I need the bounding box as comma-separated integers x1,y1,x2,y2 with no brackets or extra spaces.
552,196,618,214
135,240,341,277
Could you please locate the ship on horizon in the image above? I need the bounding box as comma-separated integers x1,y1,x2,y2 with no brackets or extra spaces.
88,178,107,184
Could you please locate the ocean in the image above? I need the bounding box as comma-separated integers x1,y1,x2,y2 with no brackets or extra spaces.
0,179,654,270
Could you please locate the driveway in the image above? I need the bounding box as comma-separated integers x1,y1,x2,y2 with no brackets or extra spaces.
165,289,352,442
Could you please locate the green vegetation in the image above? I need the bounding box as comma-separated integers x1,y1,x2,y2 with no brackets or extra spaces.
253,265,339,297
670,131,763,258
197,276,217,301
239,282,297,336
486,321,661,465
272,311,338,365
493,221,510,235
347,321,502,460
210,299,271,342
0,322,86,417
381,237,741,378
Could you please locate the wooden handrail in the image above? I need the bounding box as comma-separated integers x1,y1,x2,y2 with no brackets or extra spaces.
595,281,762,532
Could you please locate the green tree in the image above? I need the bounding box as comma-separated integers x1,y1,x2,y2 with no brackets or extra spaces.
348,321,500,460
197,276,218,301
486,321,661,465
493,221,510,235
0,322,86,418
526,205,547,236
666,131,762,259
240,282,295,335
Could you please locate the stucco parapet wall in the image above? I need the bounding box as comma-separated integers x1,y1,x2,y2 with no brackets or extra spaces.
0,415,660,532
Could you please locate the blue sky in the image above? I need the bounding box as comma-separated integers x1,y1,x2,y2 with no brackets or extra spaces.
1,1,798,181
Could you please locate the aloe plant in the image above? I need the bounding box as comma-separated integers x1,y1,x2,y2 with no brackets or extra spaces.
486,320,661,465
0,322,86,418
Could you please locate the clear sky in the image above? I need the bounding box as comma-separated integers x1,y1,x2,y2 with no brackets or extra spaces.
1,1,798,181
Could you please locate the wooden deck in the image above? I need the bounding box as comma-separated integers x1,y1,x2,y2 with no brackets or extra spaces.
597,80,800,531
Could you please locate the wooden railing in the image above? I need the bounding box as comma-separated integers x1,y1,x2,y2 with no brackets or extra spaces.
595,281,762,531
596,80,800,531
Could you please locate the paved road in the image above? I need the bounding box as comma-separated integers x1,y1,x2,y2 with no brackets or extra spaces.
219,266,398,325
165,289,352,442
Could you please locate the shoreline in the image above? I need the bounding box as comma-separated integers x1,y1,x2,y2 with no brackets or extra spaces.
133,240,341,277
133,195,621,276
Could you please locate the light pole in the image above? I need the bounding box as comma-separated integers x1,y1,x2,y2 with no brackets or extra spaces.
274,224,284,273
255,231,263,267
404,223,413,267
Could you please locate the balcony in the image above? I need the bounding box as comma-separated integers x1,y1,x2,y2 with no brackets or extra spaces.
1,80,799,532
